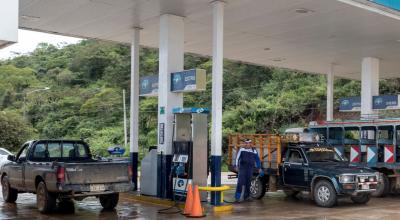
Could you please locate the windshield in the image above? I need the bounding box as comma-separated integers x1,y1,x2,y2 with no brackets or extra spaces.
304,147,344,162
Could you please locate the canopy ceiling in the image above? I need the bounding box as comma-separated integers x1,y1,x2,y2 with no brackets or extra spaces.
19,0,400,79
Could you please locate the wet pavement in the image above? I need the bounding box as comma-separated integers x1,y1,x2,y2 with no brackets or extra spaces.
3,189,400,220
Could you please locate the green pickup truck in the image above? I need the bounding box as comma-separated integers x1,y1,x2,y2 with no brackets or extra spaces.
276,144,379,207
228,133,379,207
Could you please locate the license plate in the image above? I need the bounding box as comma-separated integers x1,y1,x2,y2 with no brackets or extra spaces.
90,184,105,192
361,184,369,190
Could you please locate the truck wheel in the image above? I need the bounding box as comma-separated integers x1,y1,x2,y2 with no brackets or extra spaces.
351,193,370,204
36,182,56,214
250,176,266,199
283,188,299,198
99,193,119,210
1,176,18,203
372,174,389,197
313,180,337,208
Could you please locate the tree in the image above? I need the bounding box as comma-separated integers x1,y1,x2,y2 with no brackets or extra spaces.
0,65,39,109
0,111,36,151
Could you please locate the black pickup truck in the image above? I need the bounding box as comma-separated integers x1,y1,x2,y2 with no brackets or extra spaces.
1,140,133,213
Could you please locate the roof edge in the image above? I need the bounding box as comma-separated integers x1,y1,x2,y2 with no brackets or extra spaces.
337,0,400,20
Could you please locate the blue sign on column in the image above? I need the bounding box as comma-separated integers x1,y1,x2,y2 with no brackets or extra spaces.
372,95,399,110
140,75,159,96
171,69,206,92
339,97,361,112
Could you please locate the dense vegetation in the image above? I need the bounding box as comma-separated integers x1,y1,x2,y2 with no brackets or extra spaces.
0,40,399,160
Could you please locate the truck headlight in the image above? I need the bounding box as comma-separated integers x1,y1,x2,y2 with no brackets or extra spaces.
339,174,356,183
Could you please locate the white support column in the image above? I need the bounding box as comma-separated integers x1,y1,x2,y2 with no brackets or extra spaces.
157,14,184,155
211,0,224,205
123,89,127,147
130,28,140,154
361,57,380,118
211,0,224,158
326,65,334,121
130,28,140,190
157,14,184,198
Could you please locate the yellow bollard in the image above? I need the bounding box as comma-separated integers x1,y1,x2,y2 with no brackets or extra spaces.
197,185,233,213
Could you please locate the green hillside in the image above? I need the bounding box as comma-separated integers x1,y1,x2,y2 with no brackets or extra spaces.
1,39,397,159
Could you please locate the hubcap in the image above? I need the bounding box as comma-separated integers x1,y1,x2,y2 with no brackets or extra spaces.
317,186,330,202
250,179,258,195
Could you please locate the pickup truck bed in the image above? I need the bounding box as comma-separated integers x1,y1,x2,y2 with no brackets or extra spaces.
51,160,132,195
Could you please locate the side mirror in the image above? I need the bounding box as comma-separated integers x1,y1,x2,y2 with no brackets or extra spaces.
7,155,15,162
18,156,26,163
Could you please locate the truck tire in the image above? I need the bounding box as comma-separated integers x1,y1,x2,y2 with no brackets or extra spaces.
36,181,56,214
283,188,299,198
1,176,18,203
250,176,266,199
351,193,370,204
372,174,389,197
99,193,119,210
313,180,337,208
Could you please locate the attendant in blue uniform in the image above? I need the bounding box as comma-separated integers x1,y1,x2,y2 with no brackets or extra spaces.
234,139,263,202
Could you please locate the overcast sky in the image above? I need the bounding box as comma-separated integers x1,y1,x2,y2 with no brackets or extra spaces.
0,29,81,60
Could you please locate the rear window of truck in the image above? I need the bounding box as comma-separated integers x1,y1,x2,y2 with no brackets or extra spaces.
31,141,90,161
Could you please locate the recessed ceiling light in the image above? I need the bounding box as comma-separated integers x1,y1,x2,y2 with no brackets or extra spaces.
295,8,314,14
20,15,40,21
271,58,285,62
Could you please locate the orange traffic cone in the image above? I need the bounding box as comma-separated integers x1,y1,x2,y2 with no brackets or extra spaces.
188,185,206,218
183,184,193,215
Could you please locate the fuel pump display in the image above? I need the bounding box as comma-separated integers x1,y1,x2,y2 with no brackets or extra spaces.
171,108,209,199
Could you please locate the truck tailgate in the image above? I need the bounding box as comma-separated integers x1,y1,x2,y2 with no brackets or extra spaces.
63,161,130,184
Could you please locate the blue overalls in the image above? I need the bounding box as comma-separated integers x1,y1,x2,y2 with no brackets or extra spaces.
235,147,261,200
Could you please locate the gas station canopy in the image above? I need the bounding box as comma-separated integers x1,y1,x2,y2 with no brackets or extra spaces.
19,0,400,80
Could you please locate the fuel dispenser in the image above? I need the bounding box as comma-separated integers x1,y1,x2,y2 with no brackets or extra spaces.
171,107,209,199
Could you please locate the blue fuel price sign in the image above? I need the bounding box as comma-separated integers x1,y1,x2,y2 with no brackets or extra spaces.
339,96,361,112
139,75,158,96
373,95,400,110
170,69,206,93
